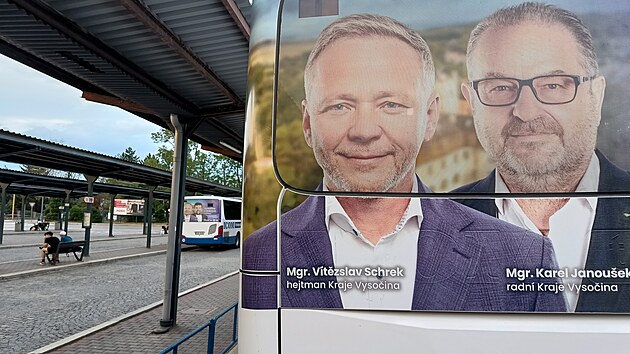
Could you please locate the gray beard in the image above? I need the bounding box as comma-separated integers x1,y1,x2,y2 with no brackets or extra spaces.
323,161,416,193
497,153,591,193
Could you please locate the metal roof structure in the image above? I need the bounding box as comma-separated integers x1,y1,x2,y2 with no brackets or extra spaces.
0,0,252,159
5,183,84,199
0,168,172,199
0,129,241,196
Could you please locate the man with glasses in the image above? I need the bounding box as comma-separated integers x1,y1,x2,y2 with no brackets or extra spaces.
456,2,630,312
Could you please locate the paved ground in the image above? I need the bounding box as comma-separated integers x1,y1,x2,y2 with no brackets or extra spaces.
1,221,165,247
46,274,239,354
0,222,240,354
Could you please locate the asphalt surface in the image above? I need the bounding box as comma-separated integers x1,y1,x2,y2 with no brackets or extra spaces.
0,223,239,354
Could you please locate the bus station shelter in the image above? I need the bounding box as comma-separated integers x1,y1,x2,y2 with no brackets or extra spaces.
0,0,251,330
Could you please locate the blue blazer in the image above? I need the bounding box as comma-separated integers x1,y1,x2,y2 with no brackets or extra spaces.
242,190,566,312
452,150,630,312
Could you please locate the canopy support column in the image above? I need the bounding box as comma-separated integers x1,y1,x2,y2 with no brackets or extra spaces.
0,183,9,244
83,175,98,256
63,190,71,232
157,113,202,331
108,194,116,237
146,186,156,248
19,195,26,231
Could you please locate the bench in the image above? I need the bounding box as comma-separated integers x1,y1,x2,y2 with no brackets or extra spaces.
45,241,86,264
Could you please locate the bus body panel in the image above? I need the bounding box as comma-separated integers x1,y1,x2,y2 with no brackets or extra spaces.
240,0,630,352
280,310,630,353
238,309,279,354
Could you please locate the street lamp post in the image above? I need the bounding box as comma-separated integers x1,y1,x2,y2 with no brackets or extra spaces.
64,202,70,232
58,206,64,231
28,202,35,221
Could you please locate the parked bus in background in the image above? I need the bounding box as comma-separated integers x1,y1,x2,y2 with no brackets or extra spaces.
239,0,630,353
181,196,241,247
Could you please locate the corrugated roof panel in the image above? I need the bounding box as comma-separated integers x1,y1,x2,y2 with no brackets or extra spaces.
0,2,190,115
145,0,250,100
45,0,135,22
1,0,250,155
44,0,249,111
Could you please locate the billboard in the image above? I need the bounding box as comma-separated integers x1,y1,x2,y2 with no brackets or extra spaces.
241,0,630,314
113,199,145,216
183,198,221,223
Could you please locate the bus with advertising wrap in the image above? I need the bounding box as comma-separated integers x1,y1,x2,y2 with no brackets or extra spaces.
239,0,630,353
181,196,241,247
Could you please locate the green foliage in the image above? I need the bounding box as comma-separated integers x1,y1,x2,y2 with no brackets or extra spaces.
44,198,62,221
153,207,167,223
274,57,324,190
152,200,168,223
275,118,321,190
140,129,243,188
91,208,103,223
242,59,312,236
69,205,83,221
20,165,51,175
117,147,141,163
243,166,281,236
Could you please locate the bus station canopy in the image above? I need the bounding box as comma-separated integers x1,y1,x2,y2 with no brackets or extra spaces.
0,168,171,199
0,0,252,159
0,130,241,196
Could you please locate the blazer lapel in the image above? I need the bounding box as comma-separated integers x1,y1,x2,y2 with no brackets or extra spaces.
280,195,343,309
575,151,630,311
455,172,498,217
412,198,482,310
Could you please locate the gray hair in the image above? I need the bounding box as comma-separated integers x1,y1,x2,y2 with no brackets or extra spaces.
467,2,598,77
304,13,435,101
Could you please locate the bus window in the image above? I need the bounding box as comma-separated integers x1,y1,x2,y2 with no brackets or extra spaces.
224,200,242,220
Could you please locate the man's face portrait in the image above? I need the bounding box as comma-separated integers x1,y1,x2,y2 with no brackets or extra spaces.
302,36,438,193
462,20,606,180
194,203,203,215
184,203,193,216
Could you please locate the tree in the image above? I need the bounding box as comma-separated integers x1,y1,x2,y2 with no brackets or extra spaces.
144,129,243,187
69,205,83,221
91,208,103,223
205,153,243,187
117,147,141,163
152,201,168,223
44,198,62,221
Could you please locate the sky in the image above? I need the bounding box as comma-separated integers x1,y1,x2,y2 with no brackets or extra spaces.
251,0,630,43
0,54,162,170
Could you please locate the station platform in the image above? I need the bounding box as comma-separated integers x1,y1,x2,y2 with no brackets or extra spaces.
0,240,168,280
0,224,239,353
31,272,239,354
0,229,168,281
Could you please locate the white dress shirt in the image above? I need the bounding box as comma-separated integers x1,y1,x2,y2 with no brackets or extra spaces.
324,179,422,310
495,152,600,311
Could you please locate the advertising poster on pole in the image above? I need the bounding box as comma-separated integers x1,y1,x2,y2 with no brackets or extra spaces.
113,199,145,217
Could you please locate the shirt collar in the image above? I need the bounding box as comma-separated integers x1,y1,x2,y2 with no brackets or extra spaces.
324,178,423,240
494,151,600,213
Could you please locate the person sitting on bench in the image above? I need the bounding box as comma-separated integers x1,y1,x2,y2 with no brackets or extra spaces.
39,231,59,265
59,230,72,243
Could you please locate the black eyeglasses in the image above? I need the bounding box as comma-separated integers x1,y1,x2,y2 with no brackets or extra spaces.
471,75,596,107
